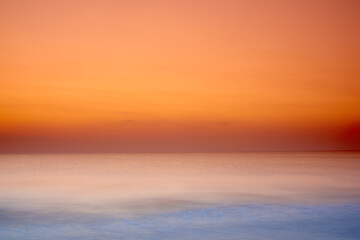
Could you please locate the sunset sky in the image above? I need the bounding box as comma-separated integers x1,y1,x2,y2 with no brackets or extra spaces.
1,0,359,152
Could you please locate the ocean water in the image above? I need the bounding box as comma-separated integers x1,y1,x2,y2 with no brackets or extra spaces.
0,152,359,240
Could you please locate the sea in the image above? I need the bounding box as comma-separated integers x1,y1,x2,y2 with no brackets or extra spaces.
0,152,359,240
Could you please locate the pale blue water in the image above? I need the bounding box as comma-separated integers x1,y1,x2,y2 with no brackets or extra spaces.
0,152,360,240
1,204,360,240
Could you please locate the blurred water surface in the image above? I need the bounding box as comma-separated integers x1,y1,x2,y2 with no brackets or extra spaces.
0,152,359,239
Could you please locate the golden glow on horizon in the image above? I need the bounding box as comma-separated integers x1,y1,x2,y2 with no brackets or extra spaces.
1,0,360,151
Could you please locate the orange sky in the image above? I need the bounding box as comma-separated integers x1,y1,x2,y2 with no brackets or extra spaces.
1,0,360,152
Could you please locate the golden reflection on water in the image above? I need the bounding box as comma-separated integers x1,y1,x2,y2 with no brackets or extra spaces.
0,152,359,215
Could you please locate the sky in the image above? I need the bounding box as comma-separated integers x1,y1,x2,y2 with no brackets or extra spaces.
1,0,360,152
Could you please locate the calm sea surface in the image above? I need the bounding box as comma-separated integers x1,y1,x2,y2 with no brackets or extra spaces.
0,152,359,240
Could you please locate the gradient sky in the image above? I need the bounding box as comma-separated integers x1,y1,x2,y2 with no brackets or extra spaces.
1,0,360,152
